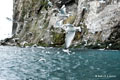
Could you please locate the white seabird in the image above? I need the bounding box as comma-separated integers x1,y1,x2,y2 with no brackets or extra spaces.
54,19,64,28
58,5,70,18
47,0,53,7
99,0,106,3
54,5,81,48
63,24,81,48
62,49,71,55
60,5,67,15
6,17,18,23
54,19,81,48
6,17,12,21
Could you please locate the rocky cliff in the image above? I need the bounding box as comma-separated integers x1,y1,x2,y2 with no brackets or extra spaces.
1,0,120,49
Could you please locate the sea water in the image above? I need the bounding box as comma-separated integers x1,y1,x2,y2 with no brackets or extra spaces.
0,46,120,80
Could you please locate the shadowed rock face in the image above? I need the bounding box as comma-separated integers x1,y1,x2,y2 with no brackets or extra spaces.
9,0,120,49
52,0,78,8
109,23,120,41
106,23,120,50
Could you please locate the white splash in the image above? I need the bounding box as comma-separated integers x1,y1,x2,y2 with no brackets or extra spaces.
39,57,46,62
37,46,45,49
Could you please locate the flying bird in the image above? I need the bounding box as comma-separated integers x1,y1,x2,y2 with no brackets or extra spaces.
99,0,106,3
47,0,53,7
59,5,67,15
63,24,81,48
58,5,71,18
54,5,81,48
54,19,64,28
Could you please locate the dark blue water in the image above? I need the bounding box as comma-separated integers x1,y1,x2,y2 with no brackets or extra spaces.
0,46,120,80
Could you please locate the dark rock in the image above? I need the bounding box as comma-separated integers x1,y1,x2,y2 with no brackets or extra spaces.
54,0,77,8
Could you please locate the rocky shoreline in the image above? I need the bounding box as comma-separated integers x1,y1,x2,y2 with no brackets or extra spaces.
1,34,120,50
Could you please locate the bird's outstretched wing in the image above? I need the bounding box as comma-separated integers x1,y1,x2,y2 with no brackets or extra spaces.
55,19,63,28
60,5,66,15
47,0,53,7
65,31,75,48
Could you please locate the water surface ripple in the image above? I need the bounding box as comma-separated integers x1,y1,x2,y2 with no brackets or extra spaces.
0,46,120,80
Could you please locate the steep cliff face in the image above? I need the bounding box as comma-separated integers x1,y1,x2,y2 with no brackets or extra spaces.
75,0,120,49
10,0,120,49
